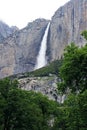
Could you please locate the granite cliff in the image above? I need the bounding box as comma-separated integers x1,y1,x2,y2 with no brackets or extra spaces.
0,0,87,78
0,19,49,78
18,75,65,103
0,21,18,42
47,0,87,61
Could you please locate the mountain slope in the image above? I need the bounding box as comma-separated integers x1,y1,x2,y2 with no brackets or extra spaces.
0,21,18,42
0,19,49,78
0,0,87,78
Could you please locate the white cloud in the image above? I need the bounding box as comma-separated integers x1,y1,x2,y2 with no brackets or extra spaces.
0,0,69,28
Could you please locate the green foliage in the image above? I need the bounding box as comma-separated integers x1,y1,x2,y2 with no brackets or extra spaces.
81,30,87,40
0,78,58,130
10,60,62,79
5,89,44,130
26,60,62,77
55,37,87,129
0,78,18,99
78,90,87,128
58,43,87,93
0,78,19,130
52,91,87,130
0,75,87,130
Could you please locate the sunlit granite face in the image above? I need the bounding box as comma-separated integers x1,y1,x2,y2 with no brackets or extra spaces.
47,0,87,61
0,19,49,78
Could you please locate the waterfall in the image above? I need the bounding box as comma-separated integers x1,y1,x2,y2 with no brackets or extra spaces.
34,22,50,70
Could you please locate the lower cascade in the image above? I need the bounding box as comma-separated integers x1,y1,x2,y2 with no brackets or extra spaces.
34,22,50,69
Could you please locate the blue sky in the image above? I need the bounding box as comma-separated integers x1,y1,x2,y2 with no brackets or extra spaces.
0,0,69,28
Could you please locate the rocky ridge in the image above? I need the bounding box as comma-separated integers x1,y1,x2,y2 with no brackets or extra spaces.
18,75,65,103
0,21,18,42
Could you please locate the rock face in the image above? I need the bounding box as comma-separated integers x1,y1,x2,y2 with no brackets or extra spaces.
0,0,87,78
47,0,87,61
0,21,18,42
0,19,49,78
18,75,65,103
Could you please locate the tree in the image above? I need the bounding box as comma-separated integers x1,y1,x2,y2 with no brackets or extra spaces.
81,30,87,40
52,91,87,130
58,43,87,93
56,31,87,130
0,78,19,130
6,89,44,130
78,90,87,129
0,78,59,130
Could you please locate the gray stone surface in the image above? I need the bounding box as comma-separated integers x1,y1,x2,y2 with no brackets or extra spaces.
18,75,65,103
0,0,87,78
47,0,87,61
0,21,18,42
0,19,49,78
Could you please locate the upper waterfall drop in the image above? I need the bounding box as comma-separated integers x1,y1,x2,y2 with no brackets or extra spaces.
34,22,50,70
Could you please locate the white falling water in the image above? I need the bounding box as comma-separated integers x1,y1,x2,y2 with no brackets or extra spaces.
34,23,50,70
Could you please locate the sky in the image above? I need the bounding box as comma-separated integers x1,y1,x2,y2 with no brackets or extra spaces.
0,0,69,29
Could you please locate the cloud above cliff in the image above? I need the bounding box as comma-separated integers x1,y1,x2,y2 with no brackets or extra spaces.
0,0,69,28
